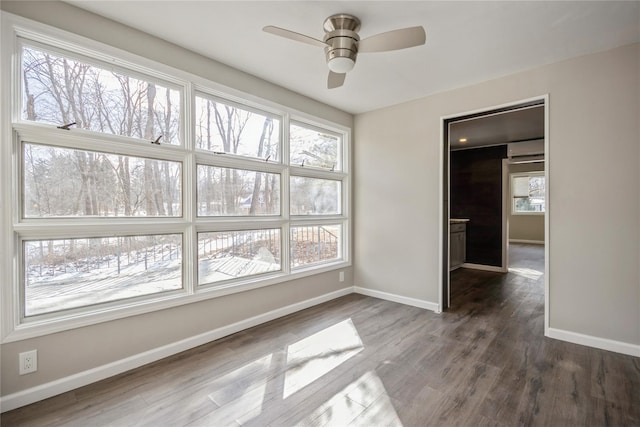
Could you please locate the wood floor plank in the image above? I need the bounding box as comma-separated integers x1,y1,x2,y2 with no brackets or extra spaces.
391,383,445,426
2,244,638,427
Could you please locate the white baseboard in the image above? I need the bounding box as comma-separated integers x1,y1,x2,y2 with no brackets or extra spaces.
546,327,640,357
0,287,353,413
5,285,638,413
461,263,508,273
509,239,544,245
353,286,440,313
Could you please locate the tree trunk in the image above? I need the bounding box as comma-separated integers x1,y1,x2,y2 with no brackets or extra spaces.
248,117,273,214
118,156,132,216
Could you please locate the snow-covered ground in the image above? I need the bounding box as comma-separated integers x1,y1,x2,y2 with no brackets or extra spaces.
25,239,281,316
198,254,280,284
25,258,182,316
24,230,333,316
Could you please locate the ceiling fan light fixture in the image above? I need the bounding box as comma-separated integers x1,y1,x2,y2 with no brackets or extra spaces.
328,56,355,73
263,12,427,89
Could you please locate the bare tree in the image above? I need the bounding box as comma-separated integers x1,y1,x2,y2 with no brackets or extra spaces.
248,117,273,214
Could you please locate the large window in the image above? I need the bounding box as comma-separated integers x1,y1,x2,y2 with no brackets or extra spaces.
2,24,349,339
511,172,545,214
288,121,345,272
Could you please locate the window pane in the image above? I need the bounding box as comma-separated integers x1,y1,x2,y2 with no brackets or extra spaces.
195,96,280,160
513,176,530,197
198,229,281,285
529,176,545,198
22,45,181,144
290,176,340,215
513,174,545,213
514,197,545,212
197,165,280,216
24,234,182,316
23,143,181,218
291,225,341,267
290,123,340,170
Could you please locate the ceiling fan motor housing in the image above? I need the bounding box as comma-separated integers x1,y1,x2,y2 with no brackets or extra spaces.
323,14,360,72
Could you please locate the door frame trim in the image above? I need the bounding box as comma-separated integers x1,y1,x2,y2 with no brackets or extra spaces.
439,94,549,335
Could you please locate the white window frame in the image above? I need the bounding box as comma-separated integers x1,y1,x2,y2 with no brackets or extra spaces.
511,171,545,215
0,13,351,343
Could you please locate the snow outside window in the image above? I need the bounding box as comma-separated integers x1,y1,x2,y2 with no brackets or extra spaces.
3,23,349,339
198,229,281,285
23,235,183,316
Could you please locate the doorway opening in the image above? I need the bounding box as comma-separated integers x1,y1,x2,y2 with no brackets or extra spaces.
440,96,549,333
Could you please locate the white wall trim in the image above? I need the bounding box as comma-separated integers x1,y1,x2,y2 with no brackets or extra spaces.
542,94,550,336
354,286,440,313
509,239,545,245
546,327,640,357
461,263,508,273
0,286,353,413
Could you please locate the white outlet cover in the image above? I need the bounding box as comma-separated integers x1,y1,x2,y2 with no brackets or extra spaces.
19,349,38,375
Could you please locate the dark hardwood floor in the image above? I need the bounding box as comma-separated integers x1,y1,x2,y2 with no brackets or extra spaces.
2,243,639,426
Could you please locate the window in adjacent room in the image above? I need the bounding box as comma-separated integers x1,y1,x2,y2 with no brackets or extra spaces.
511,171,545,214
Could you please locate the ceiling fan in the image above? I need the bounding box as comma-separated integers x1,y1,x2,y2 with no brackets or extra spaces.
263,14,426,89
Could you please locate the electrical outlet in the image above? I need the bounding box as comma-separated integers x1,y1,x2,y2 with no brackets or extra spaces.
19,350,38,375
339,271,345,282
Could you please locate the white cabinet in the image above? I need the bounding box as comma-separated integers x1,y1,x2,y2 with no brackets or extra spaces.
450,222,466,270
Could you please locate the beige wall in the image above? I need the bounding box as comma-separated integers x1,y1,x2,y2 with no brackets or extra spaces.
509,162,545,242
355,44,640,346
0,2,353,398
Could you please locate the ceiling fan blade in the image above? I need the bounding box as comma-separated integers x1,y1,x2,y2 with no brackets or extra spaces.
263,25,327,48
328,71,346,89
359,26,426,53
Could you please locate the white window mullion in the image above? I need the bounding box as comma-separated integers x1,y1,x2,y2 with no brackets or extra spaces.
282,167,291,274
183,153,197,295
183,82,196,295
281,113,290,273
194,151,286,174
282,113,291,167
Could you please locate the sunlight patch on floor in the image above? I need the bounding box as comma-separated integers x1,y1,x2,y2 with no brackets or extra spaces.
509,266,543,280
296,370,403,426
204,353,274,424
207,379,269,424
284,318,364,399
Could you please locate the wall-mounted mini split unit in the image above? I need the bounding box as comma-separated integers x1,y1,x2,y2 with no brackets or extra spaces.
507,139,544,161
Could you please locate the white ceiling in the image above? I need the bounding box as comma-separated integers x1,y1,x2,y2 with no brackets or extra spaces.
66,1,640,114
